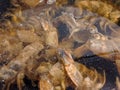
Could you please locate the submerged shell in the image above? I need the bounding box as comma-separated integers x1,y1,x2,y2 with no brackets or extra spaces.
0,0,119,90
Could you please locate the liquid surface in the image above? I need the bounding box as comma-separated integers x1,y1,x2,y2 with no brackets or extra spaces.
0,0,120,90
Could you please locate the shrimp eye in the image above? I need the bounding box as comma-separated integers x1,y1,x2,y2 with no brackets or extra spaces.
67,0,75,5
90,28,95,33
89,27,98,34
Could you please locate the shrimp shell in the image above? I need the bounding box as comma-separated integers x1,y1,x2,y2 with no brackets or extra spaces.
58,49,83,87
0,41,44,82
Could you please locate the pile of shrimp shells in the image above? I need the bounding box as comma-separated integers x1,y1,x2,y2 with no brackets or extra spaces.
0,0,120,90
